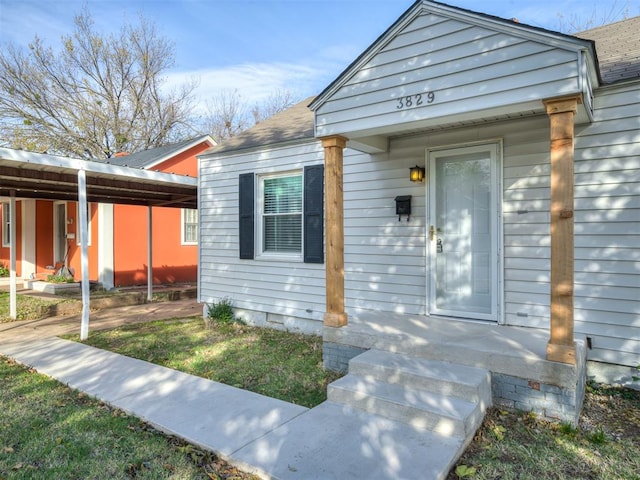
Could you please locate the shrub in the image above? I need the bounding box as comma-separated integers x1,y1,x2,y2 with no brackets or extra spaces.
206,297,237,324
0,263,8,277
46,274,76,284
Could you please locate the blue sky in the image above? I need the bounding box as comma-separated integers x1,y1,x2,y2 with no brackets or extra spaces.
0,0,636,108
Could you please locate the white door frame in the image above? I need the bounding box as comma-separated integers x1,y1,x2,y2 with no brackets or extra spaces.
426,140,503,322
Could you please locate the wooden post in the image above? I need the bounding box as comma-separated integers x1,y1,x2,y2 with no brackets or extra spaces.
544,95,581,365
322,135,348,327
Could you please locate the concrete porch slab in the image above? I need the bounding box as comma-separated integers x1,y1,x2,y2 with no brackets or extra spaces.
324,311,585,387
323,312,587,424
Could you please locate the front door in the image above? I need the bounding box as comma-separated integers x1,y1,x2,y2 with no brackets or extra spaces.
428,143,500,321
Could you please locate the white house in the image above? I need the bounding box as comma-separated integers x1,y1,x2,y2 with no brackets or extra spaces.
198,1,639,424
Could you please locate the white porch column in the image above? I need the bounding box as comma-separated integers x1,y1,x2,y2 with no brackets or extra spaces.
78,169,90,341
9,194,17,320
98,203,114,290
21,200,36,280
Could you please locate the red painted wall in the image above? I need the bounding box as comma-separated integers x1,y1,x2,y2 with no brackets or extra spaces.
35,201,53,274
111,141,205,286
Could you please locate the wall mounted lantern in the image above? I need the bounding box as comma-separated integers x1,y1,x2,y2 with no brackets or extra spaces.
409,165,425,182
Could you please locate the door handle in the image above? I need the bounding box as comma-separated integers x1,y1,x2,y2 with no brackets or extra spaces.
429,225,435,241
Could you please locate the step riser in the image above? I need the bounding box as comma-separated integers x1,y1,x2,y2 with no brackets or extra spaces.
328,384,482,437
348,361,491,404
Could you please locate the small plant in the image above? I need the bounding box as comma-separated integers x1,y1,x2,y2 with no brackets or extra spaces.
559,422,579,436
46,274,76,284
455,465,477,478
633,365,639,382
588,428,608,444
206,297,236,324
0,263,9,277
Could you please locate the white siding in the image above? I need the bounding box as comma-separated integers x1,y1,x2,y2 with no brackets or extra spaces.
344,116,552,321
573,82,640,366
198,142,326,323
316,11,581,138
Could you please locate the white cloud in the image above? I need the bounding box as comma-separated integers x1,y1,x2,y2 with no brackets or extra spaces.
167,60,340,112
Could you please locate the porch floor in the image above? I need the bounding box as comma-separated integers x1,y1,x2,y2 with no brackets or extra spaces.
324,311,586,387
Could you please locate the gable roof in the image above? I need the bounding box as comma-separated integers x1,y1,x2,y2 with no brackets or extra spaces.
310,0,597,112
105,135,215,169
202,96,316,156
575,16,640,84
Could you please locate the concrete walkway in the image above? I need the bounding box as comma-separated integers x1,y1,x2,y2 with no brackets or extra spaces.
0,301,458,479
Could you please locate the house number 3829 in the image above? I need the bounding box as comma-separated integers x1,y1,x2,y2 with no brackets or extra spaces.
396,92,435,110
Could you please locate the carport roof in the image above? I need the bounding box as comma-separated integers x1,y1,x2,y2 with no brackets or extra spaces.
0,147,197,209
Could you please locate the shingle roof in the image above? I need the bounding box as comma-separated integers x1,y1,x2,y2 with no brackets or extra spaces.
105,135,214,169
203,96,316,155
575,16,640,84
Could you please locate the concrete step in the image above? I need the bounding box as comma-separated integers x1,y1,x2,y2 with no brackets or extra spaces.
348,349,491,405
327,374,483,438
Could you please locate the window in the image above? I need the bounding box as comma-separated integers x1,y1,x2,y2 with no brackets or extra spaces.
259,173,303,255
182,209,198,245
238,165,324,263
1,203,9,247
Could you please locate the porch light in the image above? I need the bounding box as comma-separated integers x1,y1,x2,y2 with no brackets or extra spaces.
409,165,425,182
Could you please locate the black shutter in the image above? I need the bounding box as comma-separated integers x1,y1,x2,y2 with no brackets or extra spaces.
238,173,255,259
303,164,324,263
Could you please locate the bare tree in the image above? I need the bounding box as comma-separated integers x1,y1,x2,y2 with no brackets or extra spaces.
201,89,251,142
201,88,298,142
0,8,197,158
556,0,631,33
251,89,295,125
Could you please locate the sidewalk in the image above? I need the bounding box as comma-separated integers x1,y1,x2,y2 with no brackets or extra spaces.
0,301,455,479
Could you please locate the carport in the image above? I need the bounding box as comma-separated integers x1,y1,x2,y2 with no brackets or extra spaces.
0,147,197,339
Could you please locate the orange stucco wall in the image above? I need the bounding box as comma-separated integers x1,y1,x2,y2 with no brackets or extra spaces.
111,142,204,286
35,201,54,273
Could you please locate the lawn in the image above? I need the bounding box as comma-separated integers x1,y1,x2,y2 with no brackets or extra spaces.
0,356,258,480
447,383,640,479
0,292,75,323
75,317,341,408
6,313,640,479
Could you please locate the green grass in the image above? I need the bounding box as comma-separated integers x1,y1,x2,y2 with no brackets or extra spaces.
74,318,341,408
0,292,74,323
448,384,640,479
0,356,258,479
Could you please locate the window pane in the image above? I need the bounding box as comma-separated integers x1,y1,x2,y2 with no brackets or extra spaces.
183,208,198,243
264,176,302,214
2,204,9,246
264,214,302,252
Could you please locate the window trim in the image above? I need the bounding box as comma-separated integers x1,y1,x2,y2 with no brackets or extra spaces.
181,208,198,245
256,170,304,261
1,203,9,248
76,202,93,246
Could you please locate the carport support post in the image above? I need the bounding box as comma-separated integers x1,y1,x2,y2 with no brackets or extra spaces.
9,193,17,320
78,169,91,341
147,206,153,302
322,135,348,327
544,95,580,365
